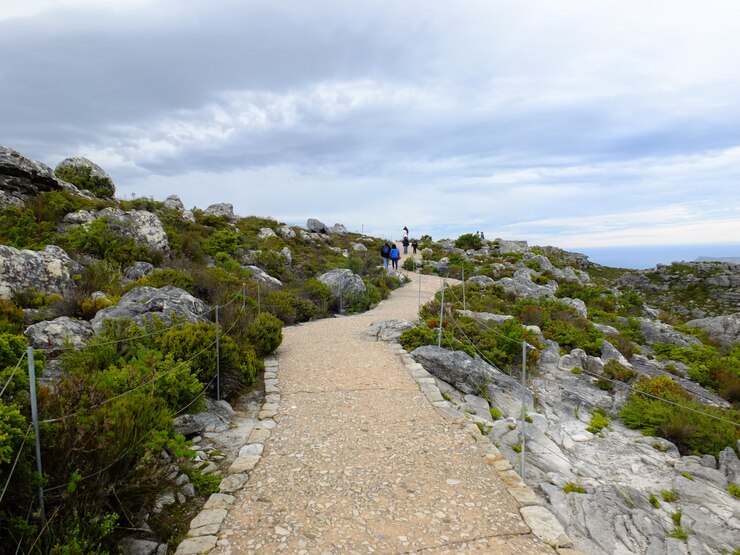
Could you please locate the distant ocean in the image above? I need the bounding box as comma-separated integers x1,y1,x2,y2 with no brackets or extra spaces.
574,244,740,270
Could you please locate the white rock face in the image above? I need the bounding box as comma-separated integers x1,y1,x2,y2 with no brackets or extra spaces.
204,203,234,218
0,245,82,299
685,313,740,348
25,316,94,356
257,227,277,239
244,266,283,289
91,286,209,334
164,194,185,211
317,269,366,299
97,208,170,251
277,225,296,238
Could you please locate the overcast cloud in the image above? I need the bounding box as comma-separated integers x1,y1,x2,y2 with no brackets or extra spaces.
2,0,739,255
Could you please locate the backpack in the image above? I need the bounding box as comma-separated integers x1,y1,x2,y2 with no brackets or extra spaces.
381,244,390,257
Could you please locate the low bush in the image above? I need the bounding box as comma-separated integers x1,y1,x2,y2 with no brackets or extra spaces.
55,165,115,198
620,376,740,455
562,483,586,494
455,233,482,251
245,313,283,357
587,408,611,434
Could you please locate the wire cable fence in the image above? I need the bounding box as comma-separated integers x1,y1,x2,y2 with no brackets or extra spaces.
440,282,739,429
0,281,259,545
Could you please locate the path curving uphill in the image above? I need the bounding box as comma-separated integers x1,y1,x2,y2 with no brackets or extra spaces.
209,265,554,554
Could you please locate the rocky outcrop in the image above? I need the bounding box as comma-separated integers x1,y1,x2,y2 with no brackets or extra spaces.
164,195,185,211
685,313,740,348
0,245,82,299
410,345,520,395
456,310,513,325
24,316,94,356
497,269,557,300
122,261,155,284
91,286,209,334
172,399,235,435
277,225,296,239
257,228,276,240
55,156,115,197
97,208,170,251
466,275,495,287
366,319,414,342
306,218,328,234
639,318,702,348
494,239,529,253
317,269,366,299
204,203,234,219
244,266,283,289
0,146,82,207
327,223,347,235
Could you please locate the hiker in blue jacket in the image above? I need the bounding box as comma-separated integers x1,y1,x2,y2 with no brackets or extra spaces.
380,241,391,271
389,243,400,270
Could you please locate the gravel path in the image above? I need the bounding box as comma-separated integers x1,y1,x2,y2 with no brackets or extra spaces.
213,262,552,554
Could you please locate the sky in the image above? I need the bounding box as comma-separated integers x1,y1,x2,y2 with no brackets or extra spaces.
1,0,739,266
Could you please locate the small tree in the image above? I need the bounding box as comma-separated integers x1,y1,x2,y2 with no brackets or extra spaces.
455,233,482,251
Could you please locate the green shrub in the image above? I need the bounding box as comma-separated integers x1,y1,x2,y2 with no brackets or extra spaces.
475,421,490,435
587,409,611,434
133,269,196,293
158,322,261,396
648,494,660,508
246,313,283,357
55,165,115,198
0,298,25,335
620,376,739,456
403,257,417,271
489,407,502,420
660,489,678,502
727,483,740,498
399,325,470,355
562,483,586,494
598,359,637,390
512,443,522,453
455,233,482,251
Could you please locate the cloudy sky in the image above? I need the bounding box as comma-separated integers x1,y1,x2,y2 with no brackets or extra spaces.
2,0,739,262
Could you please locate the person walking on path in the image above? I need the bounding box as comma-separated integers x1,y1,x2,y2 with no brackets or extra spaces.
389,243,400,269
402,235,409,255
380,241,391,271
402,225,409,239
412,238,418,254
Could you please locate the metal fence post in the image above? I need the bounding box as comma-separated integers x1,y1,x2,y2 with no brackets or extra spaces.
418,266,422,313
438,279,445,347
27,347,45,524
257,284,261,314
462,266,466,311
215,306,221,401
519,341,527,479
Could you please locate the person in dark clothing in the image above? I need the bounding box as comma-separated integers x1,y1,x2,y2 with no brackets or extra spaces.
411,239,418,254
389,244,400,269
402,235,409,254
380,241,391,271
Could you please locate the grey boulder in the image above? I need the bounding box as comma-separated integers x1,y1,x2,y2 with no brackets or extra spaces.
244,266,283,289
306,218,328,234
466,275,495,287
367,319,414,342
24,316,94,356
55,156,115,196
639,318,702,348
97,208,169,251
0,245,82,299
0,145,77,207
164,194,185,211
122,261,155,284
685,313,740,348
204,203,234,218
91,286,209,334
318,269,366,299
410,345,519,395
